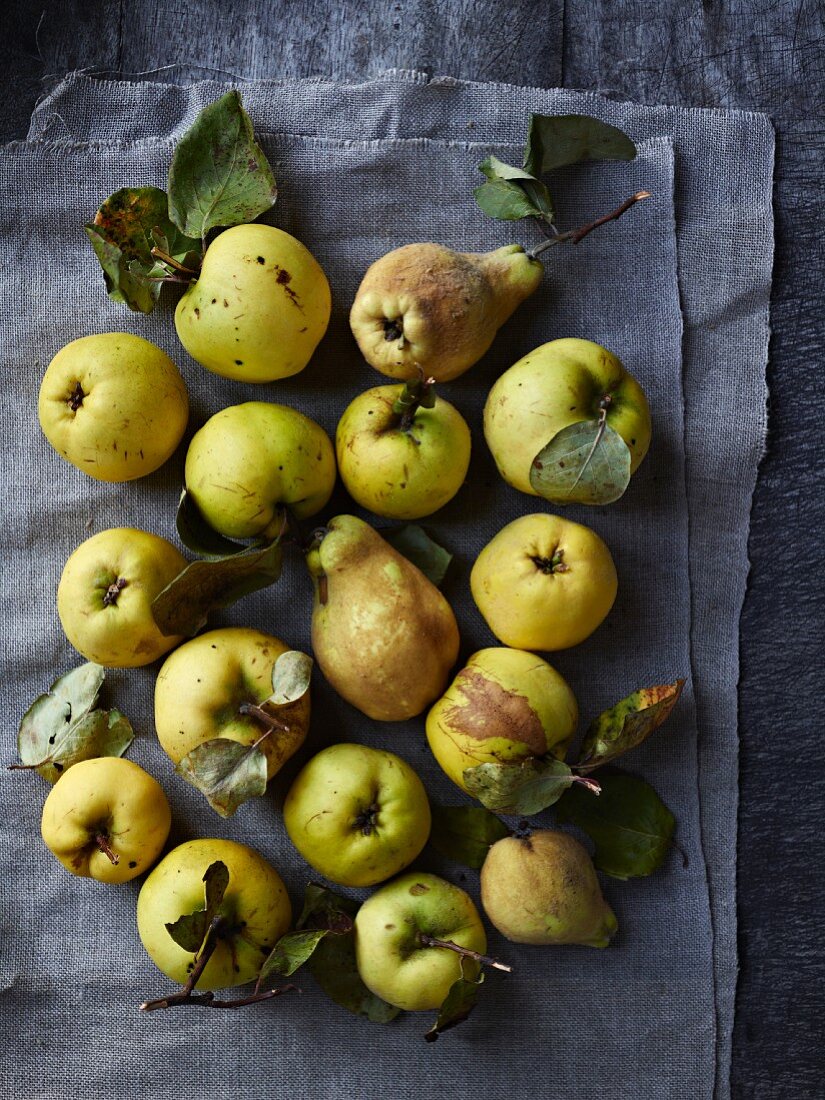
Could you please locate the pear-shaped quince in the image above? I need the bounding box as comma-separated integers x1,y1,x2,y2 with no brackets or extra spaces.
350,242,542,382
175,223,331,383
307,515,459,721
426,647,578,793
480,829,618,946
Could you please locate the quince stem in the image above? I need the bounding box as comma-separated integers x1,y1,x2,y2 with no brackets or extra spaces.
141,914,298,1012
149,245,199,277
528,190,650,259
94,831,119,865
392,368,436,434
238,703,291,740
417,933,512,973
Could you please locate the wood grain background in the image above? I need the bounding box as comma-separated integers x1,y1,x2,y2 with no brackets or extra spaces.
2,1,823,1095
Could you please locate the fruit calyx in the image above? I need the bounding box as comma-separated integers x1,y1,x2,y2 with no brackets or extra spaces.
530,547,569,575
417,932,512,973
353,803,381,836
102,577,128,607
383,318,405,343
68,382,85,412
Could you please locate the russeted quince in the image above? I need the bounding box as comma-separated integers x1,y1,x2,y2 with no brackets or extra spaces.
480,829,618,947
426,648,578,793
307,516,459,721
350,242,543,382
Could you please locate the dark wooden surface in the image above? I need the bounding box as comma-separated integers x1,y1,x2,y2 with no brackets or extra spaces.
3,1,823,1096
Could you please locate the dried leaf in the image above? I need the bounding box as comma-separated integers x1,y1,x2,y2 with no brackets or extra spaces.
259,927,343,984
175,488,249,558
151,539,282,638
523,114,637,176
577,680,685,772
175,739,268,818
425,964,484,1042
268,650,313,706
383,525,452,587
298,884,400,1023
463,757,600,816
15,664,133,784
165,860,229,952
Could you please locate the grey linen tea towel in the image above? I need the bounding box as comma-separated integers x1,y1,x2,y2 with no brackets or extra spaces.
0,72,773,1100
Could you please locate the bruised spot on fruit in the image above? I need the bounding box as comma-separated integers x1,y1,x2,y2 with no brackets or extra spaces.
129,860,137,868
257,256,265,264
409,882,429,896
447,670,547,755
194,307,200,318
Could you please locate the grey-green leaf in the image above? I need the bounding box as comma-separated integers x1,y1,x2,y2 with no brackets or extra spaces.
84,186,201,313
478,155,555,220
258,929,332,983
168,90,278,239
530,419,632,506
556,771,675,880
425,966,484,1042
15,664,134,785
523,114,637,176
151,538,283,638
429,805,510,870
268,650,313,706
175,488,249,558
175,738,268,817
463,757,600,816
474,178,545,221
384,525,452,587
165,860,229,952
298,885,400,1023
